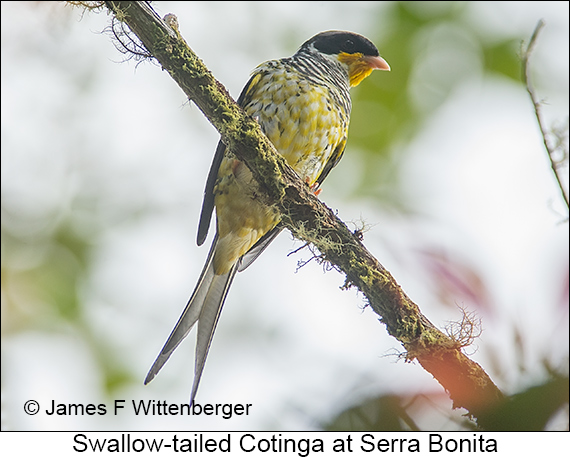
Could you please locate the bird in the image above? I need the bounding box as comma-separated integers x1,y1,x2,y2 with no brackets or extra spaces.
144,30,390,403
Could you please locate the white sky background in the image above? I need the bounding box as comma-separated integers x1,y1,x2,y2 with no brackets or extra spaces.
1,1,568,431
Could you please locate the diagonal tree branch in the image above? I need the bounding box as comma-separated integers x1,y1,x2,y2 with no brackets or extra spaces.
98,1,504,425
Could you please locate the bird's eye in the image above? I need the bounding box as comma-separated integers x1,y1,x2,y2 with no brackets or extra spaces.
345,39,354,50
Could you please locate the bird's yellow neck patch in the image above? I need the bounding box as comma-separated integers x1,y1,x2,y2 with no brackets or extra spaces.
339,52,375,87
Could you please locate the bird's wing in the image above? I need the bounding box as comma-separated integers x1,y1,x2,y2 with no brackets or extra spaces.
196,73,262,246
197,140,226,246
314,137,347,189
238,224,284,272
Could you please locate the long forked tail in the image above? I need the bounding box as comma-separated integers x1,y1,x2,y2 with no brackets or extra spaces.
144,236,238,404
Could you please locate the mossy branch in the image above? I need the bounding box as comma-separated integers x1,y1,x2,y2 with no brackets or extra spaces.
98,1,504,425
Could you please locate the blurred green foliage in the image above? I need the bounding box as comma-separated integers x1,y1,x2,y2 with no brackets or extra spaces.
325,369,569,431
480,370,569,431
326,394,421,431
1,211,134,393
349,1,521,201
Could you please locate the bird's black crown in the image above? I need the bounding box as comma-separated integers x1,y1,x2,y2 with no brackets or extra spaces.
301,31,379,57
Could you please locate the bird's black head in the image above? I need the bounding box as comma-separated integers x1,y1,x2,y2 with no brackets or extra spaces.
298,30,389,87
301,30,380,58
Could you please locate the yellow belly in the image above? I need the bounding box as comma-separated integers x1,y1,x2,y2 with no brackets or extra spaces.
212,63,348,274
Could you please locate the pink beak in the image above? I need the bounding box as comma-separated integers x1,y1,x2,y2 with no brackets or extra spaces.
365,55,391,71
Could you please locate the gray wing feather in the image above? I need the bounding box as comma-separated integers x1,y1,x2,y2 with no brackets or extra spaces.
237,225,283,272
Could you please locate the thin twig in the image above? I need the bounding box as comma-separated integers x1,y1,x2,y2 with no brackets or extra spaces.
522,20,569,211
